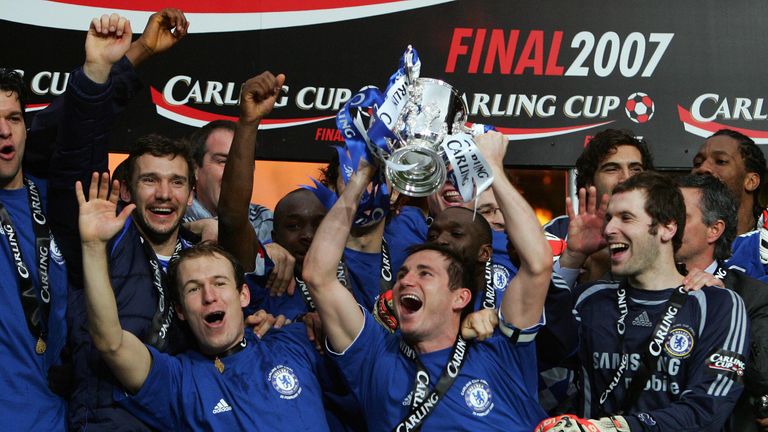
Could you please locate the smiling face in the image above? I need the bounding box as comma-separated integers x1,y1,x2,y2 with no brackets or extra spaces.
175,253,249,355
427,180,465,215
604,189,664,278
393,249,471,344
592,145,645,198
0,90,26,190
125,154,193,243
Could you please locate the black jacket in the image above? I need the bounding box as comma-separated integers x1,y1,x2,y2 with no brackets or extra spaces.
723,265,768,432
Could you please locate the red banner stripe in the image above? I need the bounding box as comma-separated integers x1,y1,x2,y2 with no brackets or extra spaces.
150,87,333,125
49,0,406,13
677,105,768,139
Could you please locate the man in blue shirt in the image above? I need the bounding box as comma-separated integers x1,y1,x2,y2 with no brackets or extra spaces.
0,69,69,431
76,167,329,430
303,131,552,431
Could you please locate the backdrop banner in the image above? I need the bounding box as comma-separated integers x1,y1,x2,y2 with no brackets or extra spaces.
3,0,767,168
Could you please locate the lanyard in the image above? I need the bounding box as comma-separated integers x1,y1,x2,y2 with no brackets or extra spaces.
712,262,729,281
0,177,51,354
598,282,688,412
206,336,247,374
296,260,349,312
480,260,496,310
392,335,469,432
380,237,394,293
136,226,183,352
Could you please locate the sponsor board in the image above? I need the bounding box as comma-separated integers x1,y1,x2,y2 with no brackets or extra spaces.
4,0,768,167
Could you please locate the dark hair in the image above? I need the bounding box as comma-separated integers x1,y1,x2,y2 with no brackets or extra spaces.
677,174,737,261
126,134,196,192
433,206,493,248
0,69,26,112
273,188,325,227
112,158,130,184
167,242,245,304
319,149,341,192
709,129,766,221
405,242,476,293
575,129,654,190
188,120,237,167
612,171,686,252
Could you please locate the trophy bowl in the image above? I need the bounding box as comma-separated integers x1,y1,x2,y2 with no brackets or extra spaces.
385,78,469,197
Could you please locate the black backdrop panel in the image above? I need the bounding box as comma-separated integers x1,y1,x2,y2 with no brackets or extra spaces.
3,0,768,168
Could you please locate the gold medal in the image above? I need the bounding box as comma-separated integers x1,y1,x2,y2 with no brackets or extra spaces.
35,337,46,355
214,357,224,374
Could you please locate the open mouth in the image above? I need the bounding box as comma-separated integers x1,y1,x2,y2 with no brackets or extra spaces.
442,189,463,204
149,207,174,216
204,311,225,324
609,243,629,257
0,144,15,160
399,294,423,313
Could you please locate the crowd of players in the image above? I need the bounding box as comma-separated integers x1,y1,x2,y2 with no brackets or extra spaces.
3,9,768,432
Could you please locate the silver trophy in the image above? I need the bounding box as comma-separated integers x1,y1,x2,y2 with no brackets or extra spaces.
385,78,469,197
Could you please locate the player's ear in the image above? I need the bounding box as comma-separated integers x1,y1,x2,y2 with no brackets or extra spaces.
119,181,132,203
478,244,492,263
659,220,677,244
239,283,250,309
453,287,472,312
706,219,725,245
745,171,760,193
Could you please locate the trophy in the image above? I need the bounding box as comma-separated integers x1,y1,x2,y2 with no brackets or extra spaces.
333,45,494,217
385,77,470,197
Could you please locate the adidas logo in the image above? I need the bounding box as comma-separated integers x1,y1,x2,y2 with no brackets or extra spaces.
632,311,652,327
212,398,232,414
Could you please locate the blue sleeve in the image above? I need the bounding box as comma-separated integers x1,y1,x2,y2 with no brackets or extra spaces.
727,231,767,280
343,247,382,311
385,206,428,273
244,273,307,321
626,288,750,431
327,308,391,405
114,346,183,431
538,273,579,364
543,215,569,241
46,65,117,289
25,56,140,179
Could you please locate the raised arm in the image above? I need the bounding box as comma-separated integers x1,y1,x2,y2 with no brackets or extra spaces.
218,72,284,272
47,14,132,288
77,172,150,394
476,131,552,329
125,8,188,67
302,164,374,351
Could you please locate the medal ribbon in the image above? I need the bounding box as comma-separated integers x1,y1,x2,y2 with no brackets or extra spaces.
392,334,469,432
296,260,349,312
0,177,51,354
480,260,496,310
598,282,688,414
136,228,183,352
